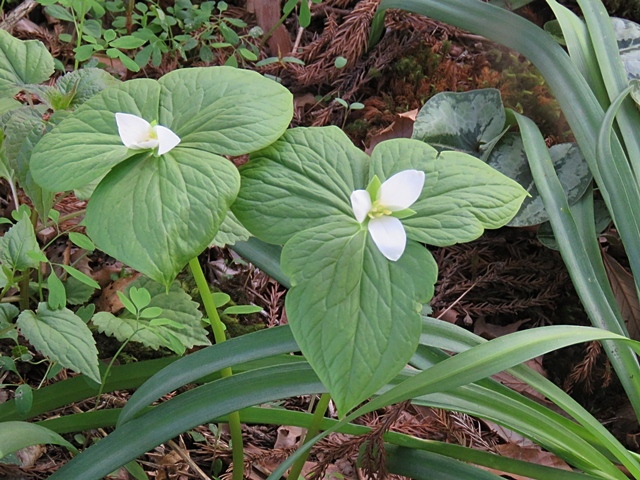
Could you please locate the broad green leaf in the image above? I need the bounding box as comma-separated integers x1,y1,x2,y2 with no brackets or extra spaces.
55,68,120,109
0,422,76,458
47,271,67,309
0,210,40,271
0,304,19,341
487,134,592,226
412,89,507,159
0,30,54,97
393,148,528,246
68,232,95,252
63,276,96,305
210,210,251,247
0,97,21,115
158,67,292,155
31,79,162,192
0,107,44,173
85,149,239,286
30,67,292,286
14,384,33,416
233,127,369,244
17,304,100,383
282,222,437,414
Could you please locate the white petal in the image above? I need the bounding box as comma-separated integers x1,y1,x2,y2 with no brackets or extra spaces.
368,216,406,261
350,189,372,223
115,113,153,150
155,125,181,155
377,169,425,211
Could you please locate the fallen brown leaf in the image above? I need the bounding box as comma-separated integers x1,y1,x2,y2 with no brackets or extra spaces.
364,110,417,155
603,252,640,341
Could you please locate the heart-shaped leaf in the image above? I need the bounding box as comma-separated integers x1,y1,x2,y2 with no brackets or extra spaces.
412,88,507,158
30,67,293,286
487,133,592,226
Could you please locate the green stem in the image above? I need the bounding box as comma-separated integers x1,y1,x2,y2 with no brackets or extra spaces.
188,257,244,480
288,393,331,480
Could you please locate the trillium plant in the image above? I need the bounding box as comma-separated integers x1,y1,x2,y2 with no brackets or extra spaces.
24,63,526,474
233,126,528,414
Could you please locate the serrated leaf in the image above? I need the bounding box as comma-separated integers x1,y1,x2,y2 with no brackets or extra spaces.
16,304,100,383
282,222,437,414
47,271,67,309
0,303,19,341
64,275,96,305
92,311,167,349
233,127,369,244
0,210,40,271
210,210,251,247
55,68,120,109
0,30,54,97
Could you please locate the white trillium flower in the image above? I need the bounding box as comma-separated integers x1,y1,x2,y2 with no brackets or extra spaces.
350,169,425,261
115,112,181,155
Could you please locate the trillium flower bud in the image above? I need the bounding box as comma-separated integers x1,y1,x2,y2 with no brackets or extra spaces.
115,113,181,155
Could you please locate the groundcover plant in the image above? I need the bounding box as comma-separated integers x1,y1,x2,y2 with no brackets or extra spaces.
3,0,640,478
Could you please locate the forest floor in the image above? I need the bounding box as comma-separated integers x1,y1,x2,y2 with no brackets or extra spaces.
1,0,639,478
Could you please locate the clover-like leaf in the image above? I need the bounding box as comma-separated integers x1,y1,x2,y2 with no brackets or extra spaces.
282,222,437,414
0,30,54,97
92,276,208,352
30,67,293,287
17,304,100,383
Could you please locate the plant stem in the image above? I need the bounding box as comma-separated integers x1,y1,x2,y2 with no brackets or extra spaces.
288,393,331,480
188,257,244,480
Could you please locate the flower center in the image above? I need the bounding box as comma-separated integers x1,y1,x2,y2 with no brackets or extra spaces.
368,201,392,219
